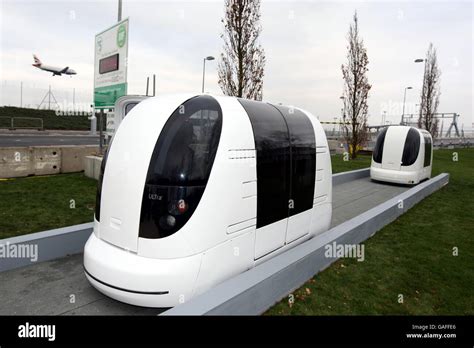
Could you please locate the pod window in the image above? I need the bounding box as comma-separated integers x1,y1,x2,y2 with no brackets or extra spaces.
423,135,432,167
95,137,114,222
238,99,316,228
372,127,388,164
124,102,139,116
401,128,420,166
139,95,222,239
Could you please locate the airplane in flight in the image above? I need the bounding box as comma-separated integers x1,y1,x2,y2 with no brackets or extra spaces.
32,54,77,76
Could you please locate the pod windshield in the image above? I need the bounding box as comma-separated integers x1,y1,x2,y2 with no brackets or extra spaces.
139,95,222,239
372,127,387,164
401,128,420,166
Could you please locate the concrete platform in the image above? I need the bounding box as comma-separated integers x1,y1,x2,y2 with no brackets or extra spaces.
331,177,408,227
0,177,409,315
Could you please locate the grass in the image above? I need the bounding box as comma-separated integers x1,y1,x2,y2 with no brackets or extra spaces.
330,153,372,173
0,173,97,239
266,148,474,315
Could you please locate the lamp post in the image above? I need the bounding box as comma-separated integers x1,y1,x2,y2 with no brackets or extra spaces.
415,58,426,120
401,86,412,125
339,96,345,135
118,0,122,21
202,56,215,93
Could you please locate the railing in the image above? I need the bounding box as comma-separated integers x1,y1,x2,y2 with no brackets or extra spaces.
0,116,12,129
0,116,44,130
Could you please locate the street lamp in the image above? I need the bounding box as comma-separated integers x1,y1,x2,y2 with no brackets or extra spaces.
415,58,427,120
202,56,215,93
339,96,344,117
401,86,413,125
339,96,344,134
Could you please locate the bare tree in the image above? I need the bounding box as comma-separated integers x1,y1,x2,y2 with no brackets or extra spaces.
341,11,371,159
218,0,265,100
418,43,441,137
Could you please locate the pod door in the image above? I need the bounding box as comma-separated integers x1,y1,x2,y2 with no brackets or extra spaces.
381,127,408,170
423,135,432,167
239,99,316,259
239,100,290,258
272,105,316,243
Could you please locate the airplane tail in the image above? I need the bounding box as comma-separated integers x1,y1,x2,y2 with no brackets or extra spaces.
32,54,42,67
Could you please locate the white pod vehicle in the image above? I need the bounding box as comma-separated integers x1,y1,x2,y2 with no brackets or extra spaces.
83,94,332,307
370,125,433,185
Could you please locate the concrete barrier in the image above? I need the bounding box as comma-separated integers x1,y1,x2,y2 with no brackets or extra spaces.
0,147,32,178
62,146,99,173
0,223,93,272
162,173,449,315
333,167,370,185
0,145,99,178
84,155,103,180
32,147,61,176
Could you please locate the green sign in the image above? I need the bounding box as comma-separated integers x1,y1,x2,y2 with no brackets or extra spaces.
117,24,127,48
94,83,127,108
94,18,129,109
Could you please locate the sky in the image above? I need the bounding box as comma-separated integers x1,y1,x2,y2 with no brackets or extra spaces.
0,0,473,129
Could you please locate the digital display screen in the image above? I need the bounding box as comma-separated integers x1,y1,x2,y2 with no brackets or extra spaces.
99,54,119,74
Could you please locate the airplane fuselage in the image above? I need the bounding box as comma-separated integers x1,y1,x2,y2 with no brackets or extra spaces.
34,64,77,76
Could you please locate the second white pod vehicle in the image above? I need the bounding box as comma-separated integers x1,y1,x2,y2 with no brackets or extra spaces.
370,125,433,185
84,94,332,307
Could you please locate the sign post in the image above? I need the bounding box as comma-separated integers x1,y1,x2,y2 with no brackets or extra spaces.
94,18,129,109
99,110,104,154
94,18,129,153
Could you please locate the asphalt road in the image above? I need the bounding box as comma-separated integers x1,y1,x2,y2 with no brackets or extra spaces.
0,134,100,147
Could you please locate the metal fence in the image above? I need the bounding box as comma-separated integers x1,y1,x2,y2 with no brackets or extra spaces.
0,116,44,130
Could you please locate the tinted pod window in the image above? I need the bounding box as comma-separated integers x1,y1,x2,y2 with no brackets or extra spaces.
372,127,387,163
272,105,316,216
95,138,114,222
238,99,291,228
139,95,222,239
124,102,138,116
424,135,432,167
402,128,421,166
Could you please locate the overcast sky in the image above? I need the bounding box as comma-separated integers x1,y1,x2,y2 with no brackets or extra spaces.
0,0,472,129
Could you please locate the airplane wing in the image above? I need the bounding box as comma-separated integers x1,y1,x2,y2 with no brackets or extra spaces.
59,66,69,74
